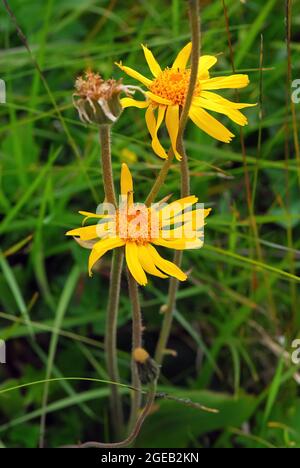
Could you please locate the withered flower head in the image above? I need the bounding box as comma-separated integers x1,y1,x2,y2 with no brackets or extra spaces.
133,347,160,385
73,70,124,126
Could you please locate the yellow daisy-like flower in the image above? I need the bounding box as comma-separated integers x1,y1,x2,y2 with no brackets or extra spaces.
66,163,210,286
116,43,255,160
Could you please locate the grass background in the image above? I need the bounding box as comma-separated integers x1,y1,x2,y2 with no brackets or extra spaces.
0,0,300,448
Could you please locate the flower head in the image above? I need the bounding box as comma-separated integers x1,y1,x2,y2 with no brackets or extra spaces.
116,43,255,160
73,70,124,125
66,163,210,286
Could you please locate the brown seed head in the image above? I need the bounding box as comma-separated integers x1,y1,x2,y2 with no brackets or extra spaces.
73,70,123,126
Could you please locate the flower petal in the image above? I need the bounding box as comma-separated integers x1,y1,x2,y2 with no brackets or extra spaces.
120,97,149,109
189,105,234,143
201,74,250,90
194,96,248,126
168,207,211,227
165,105,182,161
198,55,218,79
145,105,168,159
172,42,192,70
125,242,147,286
157,195,198,220
141,44,162,77
88,237,125,276
137,245,168,279
79,211,110,220
115,62,152,87
66,224,111,240
153,237,203,250
121,163,134,204
200,91,256,110
146,244,187,281
146,91,172,105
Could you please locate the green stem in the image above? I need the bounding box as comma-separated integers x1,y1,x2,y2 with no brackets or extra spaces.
99,125,117,206
155,251,182,364
104,248,125,439
154,0,200,365
99,125,123,439
127,269,143,431
145,150,174,207
145,1,200,207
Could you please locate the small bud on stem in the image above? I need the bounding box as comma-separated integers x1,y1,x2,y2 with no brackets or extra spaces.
133,347,160,385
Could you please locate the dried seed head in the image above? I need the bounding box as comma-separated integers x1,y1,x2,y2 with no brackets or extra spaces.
133,347,160,384
73,70,123,126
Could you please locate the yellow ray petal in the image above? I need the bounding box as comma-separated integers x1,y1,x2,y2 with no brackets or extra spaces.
146,244,187,281
146,91,172,105
200,91,256,110
198,55,218,79
165,105,182,161
125,242,147,286
79,211,110,219
115,62,152,87
120,97,149,109
88,237,125,276
172,42,192,70
167,207,211,227
66,225,97,240
189,105,234,143
194,97,248,126
141,44,162,77
66,224,111,240
201,74,250,90
153,237,203,250
121,163,134,204
79,211,112,226
137,245,168,279
145,105,168,159
157,195,198,220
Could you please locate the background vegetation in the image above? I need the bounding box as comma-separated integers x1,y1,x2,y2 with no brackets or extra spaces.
0,0,300,448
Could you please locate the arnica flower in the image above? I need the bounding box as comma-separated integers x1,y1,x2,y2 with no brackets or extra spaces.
66,163,210,286
73,70,124,125
116,43,255,160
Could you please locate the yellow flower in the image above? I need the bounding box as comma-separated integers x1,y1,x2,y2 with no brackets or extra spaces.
116,43,255,160
66,163,210,286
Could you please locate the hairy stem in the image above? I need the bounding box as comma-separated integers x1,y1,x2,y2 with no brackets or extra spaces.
99,125,124,439
104,248,125,439
99,125,117,206
127,269,143,431
154,0,200,365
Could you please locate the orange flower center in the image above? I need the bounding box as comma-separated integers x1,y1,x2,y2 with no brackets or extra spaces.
116,206,159,244
149,68,201,106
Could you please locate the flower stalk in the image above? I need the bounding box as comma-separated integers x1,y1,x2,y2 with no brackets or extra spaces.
155,0,201,365
99,125,117,206
99,122,121,438
127,270,143,431
104,248,125,439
